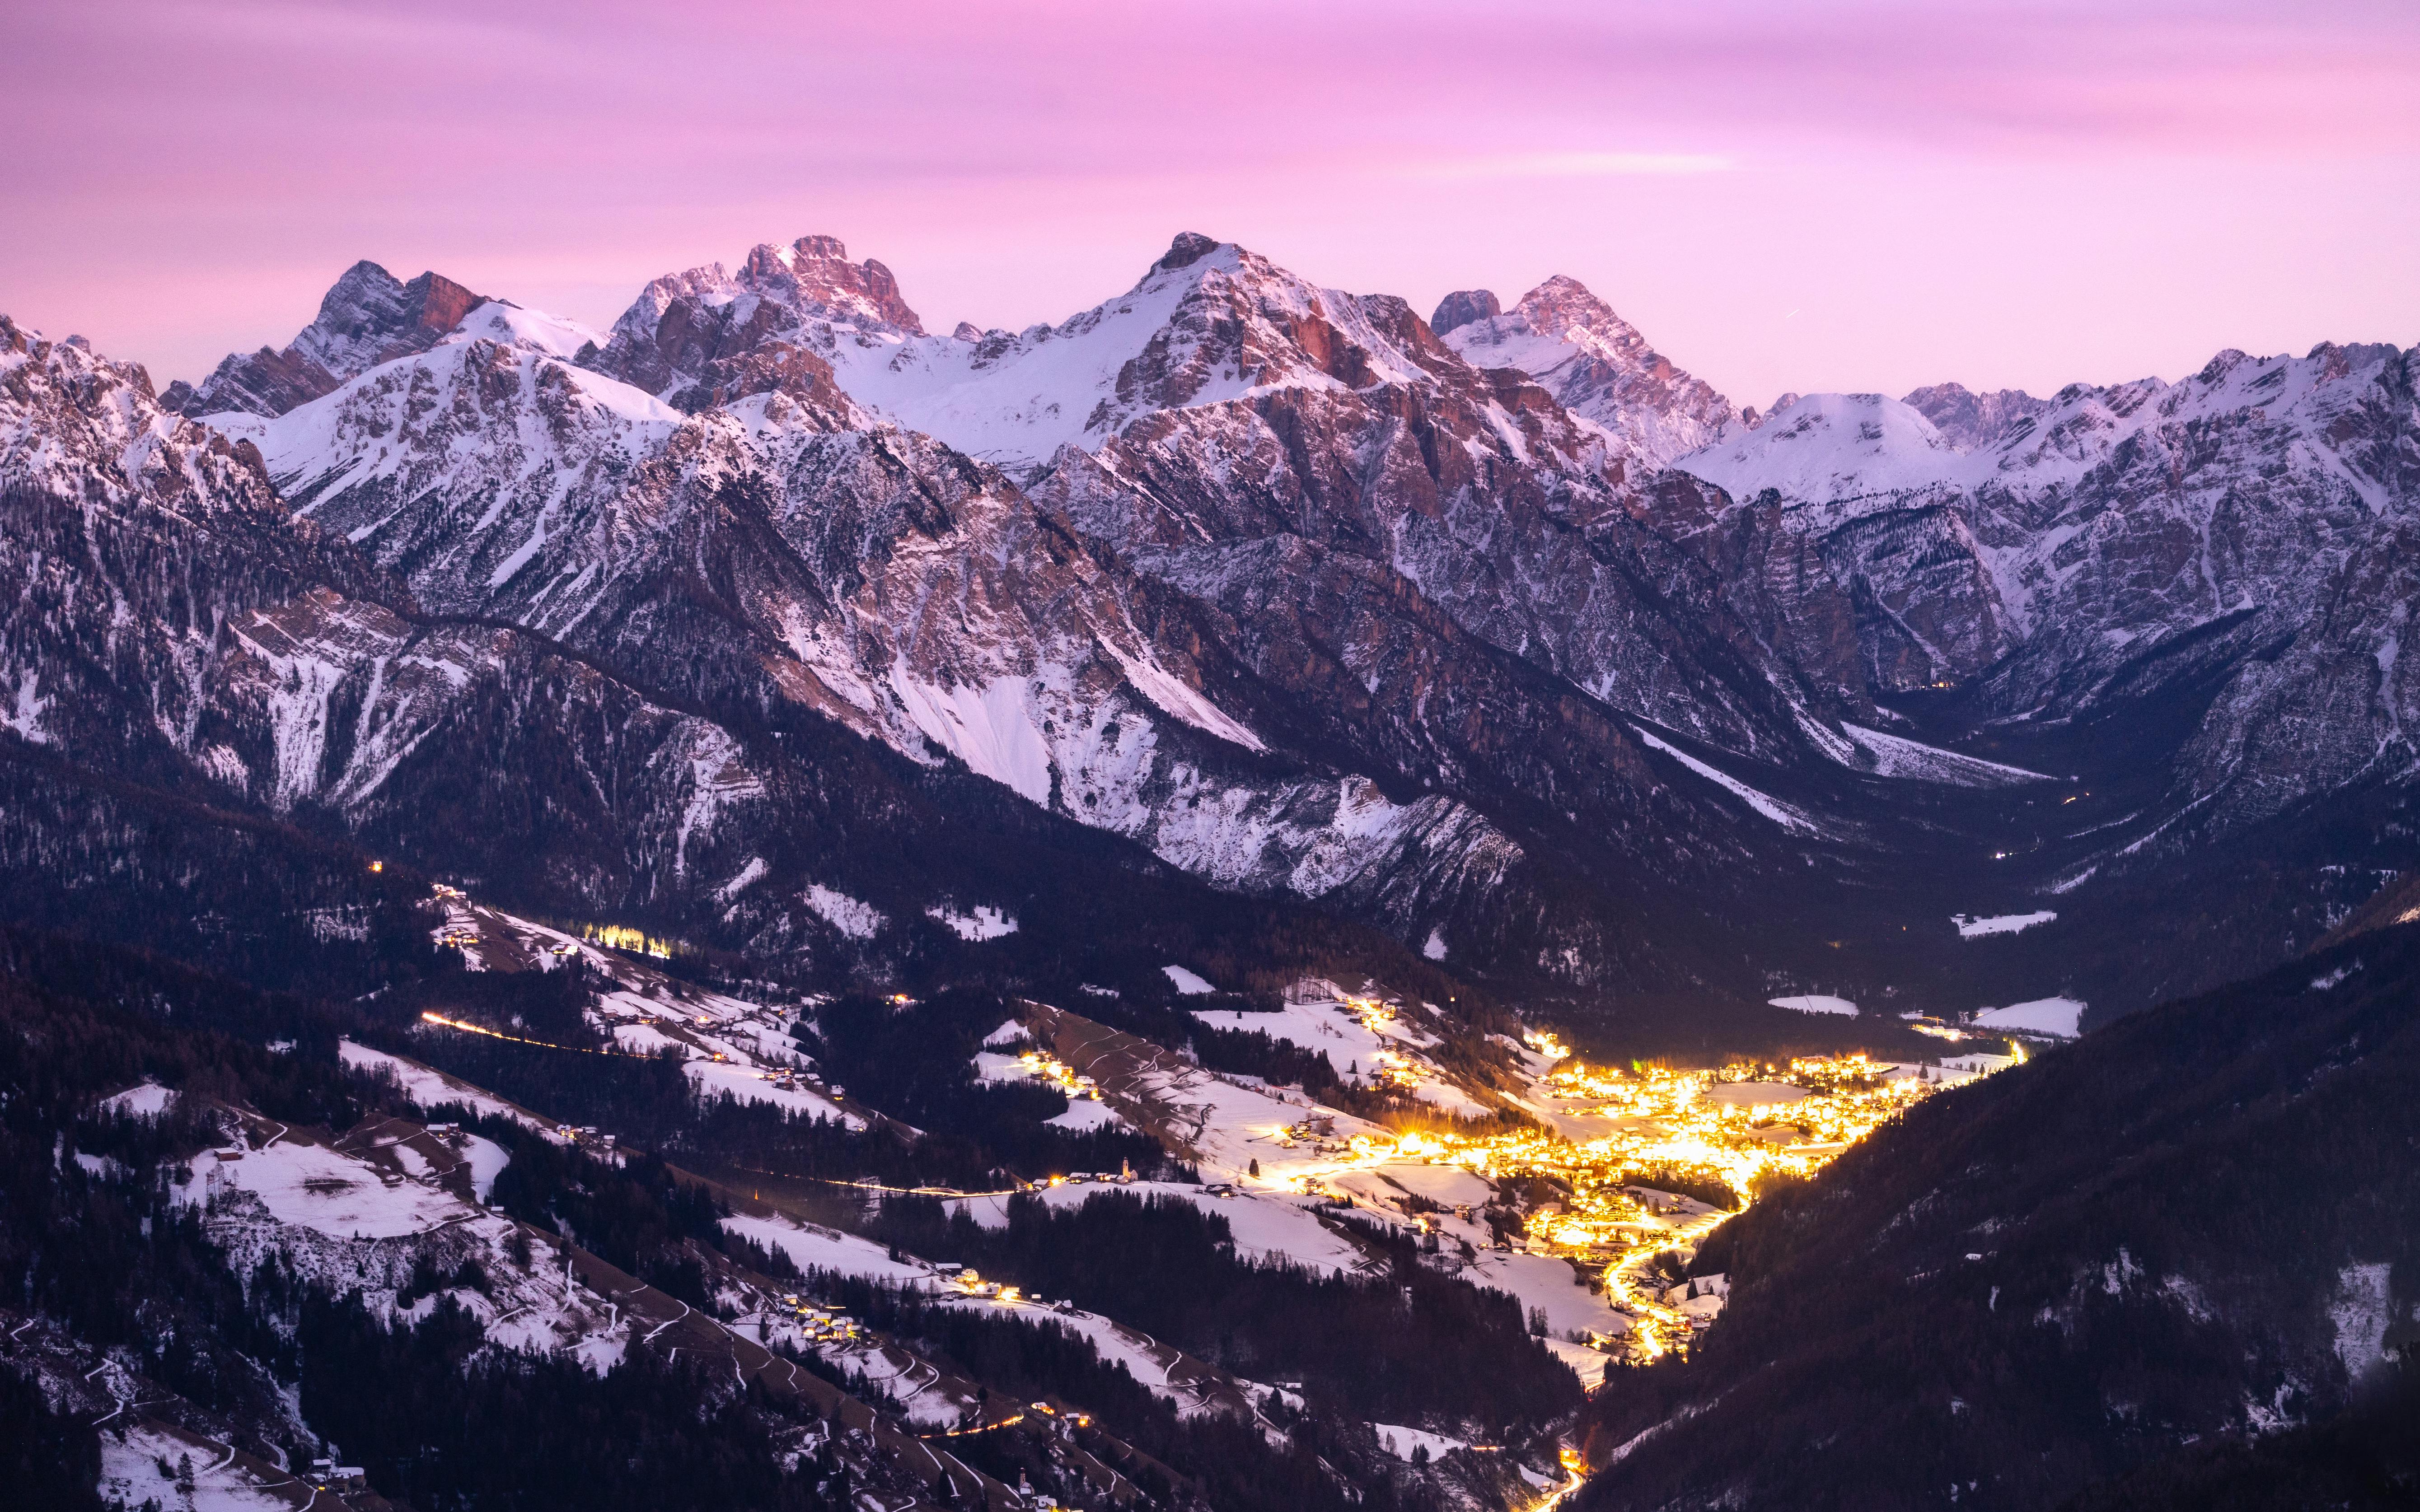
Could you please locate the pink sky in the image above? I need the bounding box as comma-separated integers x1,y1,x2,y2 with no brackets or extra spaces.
5,0,2415,408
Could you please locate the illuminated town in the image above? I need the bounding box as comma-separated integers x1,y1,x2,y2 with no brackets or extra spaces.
1254,1031,2021,1363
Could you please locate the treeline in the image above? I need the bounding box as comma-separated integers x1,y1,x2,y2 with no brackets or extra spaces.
1573,925,2420,1512
804,1269,1446,1512
864,1190,1581,1434
0,936,386,1473
1012,986,1349,1092
0,746,441,1001
367,976,1170,1196
805,989,1184,1178
0,928,1446,1512
294,1291,833,1512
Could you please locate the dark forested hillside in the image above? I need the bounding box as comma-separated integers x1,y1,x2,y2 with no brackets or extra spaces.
1572,924,2420,1511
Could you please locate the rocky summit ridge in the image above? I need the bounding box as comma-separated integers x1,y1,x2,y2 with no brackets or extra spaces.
13,233,2420,1019
163,261,488,418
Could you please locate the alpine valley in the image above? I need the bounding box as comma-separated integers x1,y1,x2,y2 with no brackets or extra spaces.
2,233,2413,1512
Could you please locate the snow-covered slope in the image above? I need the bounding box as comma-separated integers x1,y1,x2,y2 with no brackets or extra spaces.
1438,275,1736,475
1672,341,2420,857
1680,391,1965,505
598,231,1456,476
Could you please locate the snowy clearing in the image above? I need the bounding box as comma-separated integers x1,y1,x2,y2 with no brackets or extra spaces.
339,1040,549,1131
1375,1423,1475,1462
928,904,1017,940
722,1212,946,1289
193,1136,466,1240
1046,1098,1129,1132
1971,998,2085,1037
97,1080,178,1119
1955,911,2057,938
805,883,885,940
1633,727,1823,835
942,1182,1369,1277
1768,994,1858,1016
1162,965,1217,994
101,1424,294,1512
1842,723,2054,787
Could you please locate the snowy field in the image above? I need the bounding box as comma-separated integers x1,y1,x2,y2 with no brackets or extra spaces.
1971,997,2084,1036
1954,911,2057,938
96,1080,178,1119
189,1136,465,1239
1767,994,1858,1016
940,1181,1370,1277
1374,1423,1476,1462
1843,723,2053,787
723,1211,947,1289
100,1424,294,1512
339,1040,550,1130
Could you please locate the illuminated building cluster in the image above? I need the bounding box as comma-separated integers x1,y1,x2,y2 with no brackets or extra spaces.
1014,1048,1102,1101
580,921,676,959
1263,1050,2013,1362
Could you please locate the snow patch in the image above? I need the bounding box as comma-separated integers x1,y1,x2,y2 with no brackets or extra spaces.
1374,1423,1471,1463
2331,1261,2394,1380
1768,994,1859,1017
1843,722,2053,787
888,669,1053,804
1971,997,2085,1037
1,672,51,744
1954,911,2057,938
713,856,770,904
1046,1098,1128,1132
1633,726,1822,836
1162,964,1217,995
101,1424,295,1512
804,884,885,940
97,1080,178,1120
928,904,1018,940
193,1136,465,1239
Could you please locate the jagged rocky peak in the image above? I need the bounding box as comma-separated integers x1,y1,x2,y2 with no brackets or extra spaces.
2,316,279,517
736,234,924,335
769,229,1472,474
1438,273,1733,468
1154,230,1224,271
1106,230,1463,395
587,233,922,407
294,261,486,374
164,261,487,418
1901,381,2052,452
1429,289,1501,335
1738,393,1800,430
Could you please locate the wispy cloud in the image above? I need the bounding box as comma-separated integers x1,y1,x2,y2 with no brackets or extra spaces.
1408,151,1738,180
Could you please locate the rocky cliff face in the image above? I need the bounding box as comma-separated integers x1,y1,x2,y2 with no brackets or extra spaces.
19,277,1659,984
10,229,2417,1017
1676,344,2420,852
569,234,1904,984
1901,381,2054,452
1438,275,1737,474
164,261,488,417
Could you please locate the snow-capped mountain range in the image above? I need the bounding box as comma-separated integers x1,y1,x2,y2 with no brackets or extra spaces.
6,231,2415,1016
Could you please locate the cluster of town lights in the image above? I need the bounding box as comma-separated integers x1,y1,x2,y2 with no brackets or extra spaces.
580,921,677,959
1014,1048,1102,1100
1264,1050,2013,1363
